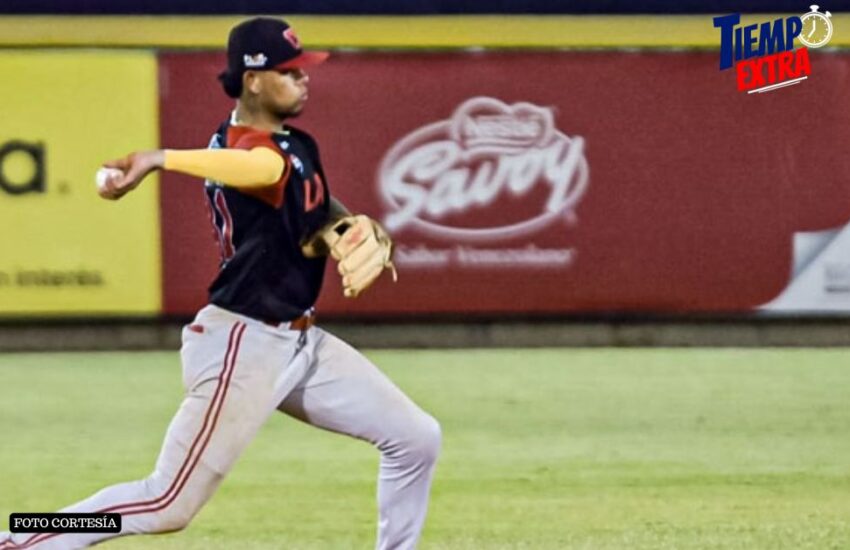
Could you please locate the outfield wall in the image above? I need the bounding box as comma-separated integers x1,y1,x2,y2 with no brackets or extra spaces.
2,14,849,321
3,319,850,351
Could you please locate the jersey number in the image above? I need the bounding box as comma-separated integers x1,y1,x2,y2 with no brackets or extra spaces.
208,188,236,262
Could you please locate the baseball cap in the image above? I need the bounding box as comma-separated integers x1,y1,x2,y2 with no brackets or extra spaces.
219,17,328,95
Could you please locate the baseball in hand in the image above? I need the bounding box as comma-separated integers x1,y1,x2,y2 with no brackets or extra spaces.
95,167,124,192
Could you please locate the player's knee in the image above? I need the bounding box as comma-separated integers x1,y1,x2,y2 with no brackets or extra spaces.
378,411,441,466
408,413,442,466
150,506,196,534
139,477,198,533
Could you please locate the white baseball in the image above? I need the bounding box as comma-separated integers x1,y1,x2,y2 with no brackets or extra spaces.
95,167,124,191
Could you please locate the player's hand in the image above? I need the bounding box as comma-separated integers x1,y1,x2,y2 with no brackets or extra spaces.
98,150,165,200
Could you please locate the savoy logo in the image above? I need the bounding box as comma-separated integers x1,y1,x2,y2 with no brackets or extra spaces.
378,97,589,241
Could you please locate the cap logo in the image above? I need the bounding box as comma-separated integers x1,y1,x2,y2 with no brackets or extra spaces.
283,28,301,49
243,53,268,68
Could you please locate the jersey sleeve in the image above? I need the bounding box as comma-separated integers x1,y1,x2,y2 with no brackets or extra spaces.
227,128,291,208
232,131,280,153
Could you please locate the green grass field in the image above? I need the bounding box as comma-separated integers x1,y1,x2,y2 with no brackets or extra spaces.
1,348,849,549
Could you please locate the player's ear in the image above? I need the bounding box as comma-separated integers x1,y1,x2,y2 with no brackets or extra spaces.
243,70,262,95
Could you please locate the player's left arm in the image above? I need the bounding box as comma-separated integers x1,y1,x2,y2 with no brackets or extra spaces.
328,196,350,220
302,197,397,298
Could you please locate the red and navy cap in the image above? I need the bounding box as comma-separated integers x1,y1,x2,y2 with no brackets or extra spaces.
222,17,328,77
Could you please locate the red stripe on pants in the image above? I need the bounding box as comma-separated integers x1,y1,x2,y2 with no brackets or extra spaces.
16,321,246,549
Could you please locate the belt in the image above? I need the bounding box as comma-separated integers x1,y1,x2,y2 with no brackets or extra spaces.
263,311,316,331
288,313,315,331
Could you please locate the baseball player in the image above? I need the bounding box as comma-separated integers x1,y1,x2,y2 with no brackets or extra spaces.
0,17,440,550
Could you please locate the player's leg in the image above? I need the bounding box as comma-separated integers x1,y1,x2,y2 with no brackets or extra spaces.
278,328,441,550
0,308,301,550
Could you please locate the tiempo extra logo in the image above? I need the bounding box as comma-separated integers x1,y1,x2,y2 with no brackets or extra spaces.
713,6,833,94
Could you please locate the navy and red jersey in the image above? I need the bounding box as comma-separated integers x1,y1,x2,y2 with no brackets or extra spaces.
203,118,331,323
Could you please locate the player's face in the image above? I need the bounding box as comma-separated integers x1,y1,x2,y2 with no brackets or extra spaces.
256,68,310,119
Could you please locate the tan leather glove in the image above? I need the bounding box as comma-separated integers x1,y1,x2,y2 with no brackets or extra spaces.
301,214,397,298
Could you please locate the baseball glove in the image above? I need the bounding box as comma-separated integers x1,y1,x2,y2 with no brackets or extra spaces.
301,214,398,298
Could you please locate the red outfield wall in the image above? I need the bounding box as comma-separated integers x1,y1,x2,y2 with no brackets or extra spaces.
159,51,850,317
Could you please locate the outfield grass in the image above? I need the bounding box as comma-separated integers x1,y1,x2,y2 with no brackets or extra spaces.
1,348,849,549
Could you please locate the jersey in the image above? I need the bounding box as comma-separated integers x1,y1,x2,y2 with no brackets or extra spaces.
203,118,331,323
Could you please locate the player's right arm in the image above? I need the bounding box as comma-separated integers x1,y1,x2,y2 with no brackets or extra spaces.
98,146,284,201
